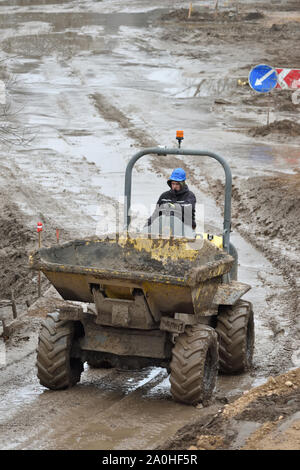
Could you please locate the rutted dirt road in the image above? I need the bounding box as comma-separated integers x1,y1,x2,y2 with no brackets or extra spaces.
0,0,299,450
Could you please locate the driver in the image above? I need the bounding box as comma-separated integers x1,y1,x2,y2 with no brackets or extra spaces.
147,168,196,230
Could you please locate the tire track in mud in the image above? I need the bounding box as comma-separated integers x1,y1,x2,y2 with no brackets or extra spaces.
1,367,194,450
44,368,169,450
0,349,37,387
0,146,117,241
0,367,122,450
90,92,205,180
90,93,157,149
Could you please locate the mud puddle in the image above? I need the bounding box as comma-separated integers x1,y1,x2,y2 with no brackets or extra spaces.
0,9,169,35
0,366,191,450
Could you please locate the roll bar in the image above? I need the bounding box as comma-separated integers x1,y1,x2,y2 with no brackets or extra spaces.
124,148,232,253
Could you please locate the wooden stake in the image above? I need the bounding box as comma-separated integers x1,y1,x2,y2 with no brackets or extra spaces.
11,289,17,319
188,3,192,19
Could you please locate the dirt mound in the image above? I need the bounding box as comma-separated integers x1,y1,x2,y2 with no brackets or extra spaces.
232,172,300,254
160,9,242,24
0,195,54,306
243,91,300,112
0,199,36,302
235,172,300,230
270,21,300,34
210,172,300,263
208,171,300,364
160,9,266,25
160,9,213,23
249,119,300,137
243,12,264,21
160,368,300,450
222,171,300,302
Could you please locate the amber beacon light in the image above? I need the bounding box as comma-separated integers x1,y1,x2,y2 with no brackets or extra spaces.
176,130,184,148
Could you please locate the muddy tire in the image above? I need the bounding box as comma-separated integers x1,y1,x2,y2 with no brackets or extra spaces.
216,300,254,374
169,325,219,405
36,312,83,390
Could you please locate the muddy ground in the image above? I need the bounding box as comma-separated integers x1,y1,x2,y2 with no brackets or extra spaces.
0,0,299,450
161,368,300,450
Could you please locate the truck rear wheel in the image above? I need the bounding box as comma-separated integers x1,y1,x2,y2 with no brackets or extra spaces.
216,300,254,374
170,325,219,405
36,312,83,390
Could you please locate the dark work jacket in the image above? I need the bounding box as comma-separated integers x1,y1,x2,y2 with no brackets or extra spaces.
148,184,196,229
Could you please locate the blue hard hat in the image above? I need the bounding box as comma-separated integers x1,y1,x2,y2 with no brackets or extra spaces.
169,168,186,181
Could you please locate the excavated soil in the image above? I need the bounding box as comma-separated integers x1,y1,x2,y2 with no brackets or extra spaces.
160,368,300,450
159,6,300,64
249,119,300,138
210,172,300,285
0,192,74,306
232,172,300,249
0,195,43,304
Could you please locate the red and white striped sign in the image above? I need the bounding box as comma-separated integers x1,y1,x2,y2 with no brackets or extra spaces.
275,68,300,89
37,222,43,233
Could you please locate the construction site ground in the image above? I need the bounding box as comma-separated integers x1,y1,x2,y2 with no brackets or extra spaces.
0,0,299,450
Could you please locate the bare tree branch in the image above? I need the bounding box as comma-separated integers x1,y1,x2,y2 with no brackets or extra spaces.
0,57,34,147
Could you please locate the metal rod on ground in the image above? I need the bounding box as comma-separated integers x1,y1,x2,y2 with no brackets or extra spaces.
11,289,17,319
37,222,43,298
267,91,272,125
38,259,41,297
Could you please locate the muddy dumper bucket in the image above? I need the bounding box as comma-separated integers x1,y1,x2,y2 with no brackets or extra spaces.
30,146,254,405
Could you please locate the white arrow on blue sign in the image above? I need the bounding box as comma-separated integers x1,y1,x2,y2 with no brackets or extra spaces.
248,64,278,93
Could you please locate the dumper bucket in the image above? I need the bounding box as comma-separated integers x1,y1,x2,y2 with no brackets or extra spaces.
29,235,233,316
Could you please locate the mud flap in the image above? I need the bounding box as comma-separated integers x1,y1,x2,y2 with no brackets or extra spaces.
213,281,251,306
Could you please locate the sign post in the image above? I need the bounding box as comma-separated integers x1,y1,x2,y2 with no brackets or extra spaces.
249,64,278,124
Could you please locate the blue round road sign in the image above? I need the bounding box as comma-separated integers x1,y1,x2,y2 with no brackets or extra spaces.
248,64,278,93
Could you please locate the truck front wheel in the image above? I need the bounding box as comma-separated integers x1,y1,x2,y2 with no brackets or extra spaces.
170,325,219,405
216,300,254,374
36,312,83,390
